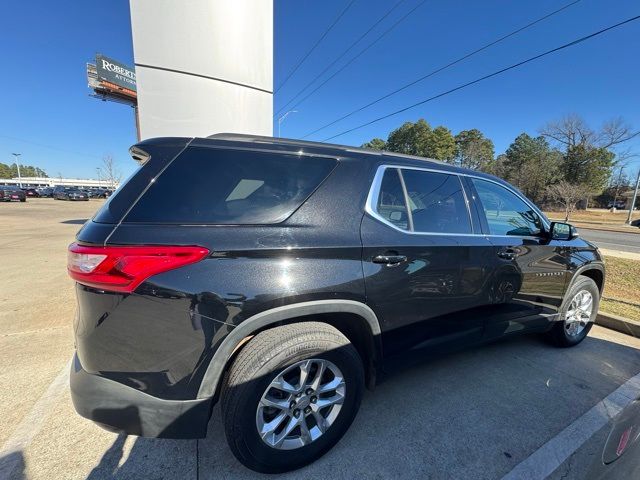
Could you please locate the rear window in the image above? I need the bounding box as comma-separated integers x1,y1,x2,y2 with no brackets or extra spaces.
123,147,337,224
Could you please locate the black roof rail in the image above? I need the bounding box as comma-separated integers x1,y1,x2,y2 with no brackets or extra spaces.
205,133,443,164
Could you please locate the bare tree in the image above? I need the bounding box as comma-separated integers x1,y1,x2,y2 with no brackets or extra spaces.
540,114,593,149
101,155,122,189
598,117,640,149
546,181,591,222
541,114,639,150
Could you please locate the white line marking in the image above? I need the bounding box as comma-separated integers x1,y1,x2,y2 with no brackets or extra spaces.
501,372,640,480
0,359,71,479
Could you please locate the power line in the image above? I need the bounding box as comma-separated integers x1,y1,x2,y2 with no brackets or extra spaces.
0,135,102,159
275,0,407,117
303,0,582,138
275,0,357,94
323,14,640,141
277,0,428,116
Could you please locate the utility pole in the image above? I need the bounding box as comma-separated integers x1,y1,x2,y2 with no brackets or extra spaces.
627,168,640,225
277,110,297,138
11,153,22,188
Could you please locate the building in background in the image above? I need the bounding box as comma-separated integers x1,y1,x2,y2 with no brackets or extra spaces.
129,0,273,139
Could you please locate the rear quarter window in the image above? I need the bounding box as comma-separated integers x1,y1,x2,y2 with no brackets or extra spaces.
123,147,337,224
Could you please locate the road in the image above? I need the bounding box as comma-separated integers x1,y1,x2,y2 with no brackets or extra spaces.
578,227,640,254
1,199,640,480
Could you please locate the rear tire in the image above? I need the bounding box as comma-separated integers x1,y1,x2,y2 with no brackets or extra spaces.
547,276,600,347
220,322,364,473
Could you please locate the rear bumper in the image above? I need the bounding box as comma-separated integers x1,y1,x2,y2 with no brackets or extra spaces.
70,354,212,438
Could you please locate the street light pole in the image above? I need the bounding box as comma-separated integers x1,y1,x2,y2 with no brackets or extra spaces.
277,110,298,138
11,153,22,188
627,168,640,225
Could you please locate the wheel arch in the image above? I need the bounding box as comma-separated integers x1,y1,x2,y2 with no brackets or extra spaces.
196,300,382,400
570,263,605,294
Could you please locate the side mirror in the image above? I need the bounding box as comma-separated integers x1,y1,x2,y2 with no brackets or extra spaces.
550,221,578,241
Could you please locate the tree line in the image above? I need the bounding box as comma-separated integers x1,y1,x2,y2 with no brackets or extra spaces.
361,114,638,217
0,162,48,179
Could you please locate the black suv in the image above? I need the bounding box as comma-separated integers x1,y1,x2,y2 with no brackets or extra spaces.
69,134,604,473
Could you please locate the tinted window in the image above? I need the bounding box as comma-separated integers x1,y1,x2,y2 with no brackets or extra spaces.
124,147,337,224
401,169,472,234
375,168,409,229
471,178,543,236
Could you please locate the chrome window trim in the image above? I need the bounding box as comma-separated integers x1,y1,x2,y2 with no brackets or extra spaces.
365,164,550,237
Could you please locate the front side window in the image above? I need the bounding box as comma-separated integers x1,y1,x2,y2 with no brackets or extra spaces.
471,178,543,236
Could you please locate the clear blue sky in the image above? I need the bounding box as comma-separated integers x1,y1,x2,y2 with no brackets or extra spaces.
1,0,639,180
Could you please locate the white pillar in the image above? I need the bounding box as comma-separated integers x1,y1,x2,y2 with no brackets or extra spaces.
129,0,273,140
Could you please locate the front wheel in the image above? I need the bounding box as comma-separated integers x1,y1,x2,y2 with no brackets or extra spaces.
547,276,600,347
220,322,364,473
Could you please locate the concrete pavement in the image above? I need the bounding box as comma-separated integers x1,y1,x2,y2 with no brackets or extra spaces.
2,325,639,480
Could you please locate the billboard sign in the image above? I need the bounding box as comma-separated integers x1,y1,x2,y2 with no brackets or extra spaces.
95,54,136,92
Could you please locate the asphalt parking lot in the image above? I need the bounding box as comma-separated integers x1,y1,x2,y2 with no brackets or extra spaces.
1,198,639,480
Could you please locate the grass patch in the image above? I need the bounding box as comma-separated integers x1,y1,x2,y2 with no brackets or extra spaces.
544,209,640,225
601,255,640,321
601,299,640,322
603,256,640,303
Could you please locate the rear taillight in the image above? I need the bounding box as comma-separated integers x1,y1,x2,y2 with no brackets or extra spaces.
67,243,209,293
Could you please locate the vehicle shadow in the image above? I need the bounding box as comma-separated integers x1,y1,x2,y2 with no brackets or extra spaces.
0,450,26,480
60,219,88,225
85,434,197,479
86,331,640,479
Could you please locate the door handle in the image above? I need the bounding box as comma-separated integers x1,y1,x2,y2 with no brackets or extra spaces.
497,248,517,260
372,254,407,265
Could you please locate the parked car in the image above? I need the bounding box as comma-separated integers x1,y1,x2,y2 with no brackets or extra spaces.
68,135,605,473
37,187,54,197
22,188,40,197
0,185,26,202
54,188,89,201
586,395,640,479
89,188,110,198
607,201,626,209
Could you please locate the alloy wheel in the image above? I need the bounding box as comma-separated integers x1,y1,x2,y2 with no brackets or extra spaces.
256,359,345,450
564,289,593,336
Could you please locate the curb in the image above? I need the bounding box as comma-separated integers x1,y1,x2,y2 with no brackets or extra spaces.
596,311,640,338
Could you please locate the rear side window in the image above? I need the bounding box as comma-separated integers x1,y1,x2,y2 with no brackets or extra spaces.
124,147,337,224
376,168,409,229
371,167,472,234
401,169,472,234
